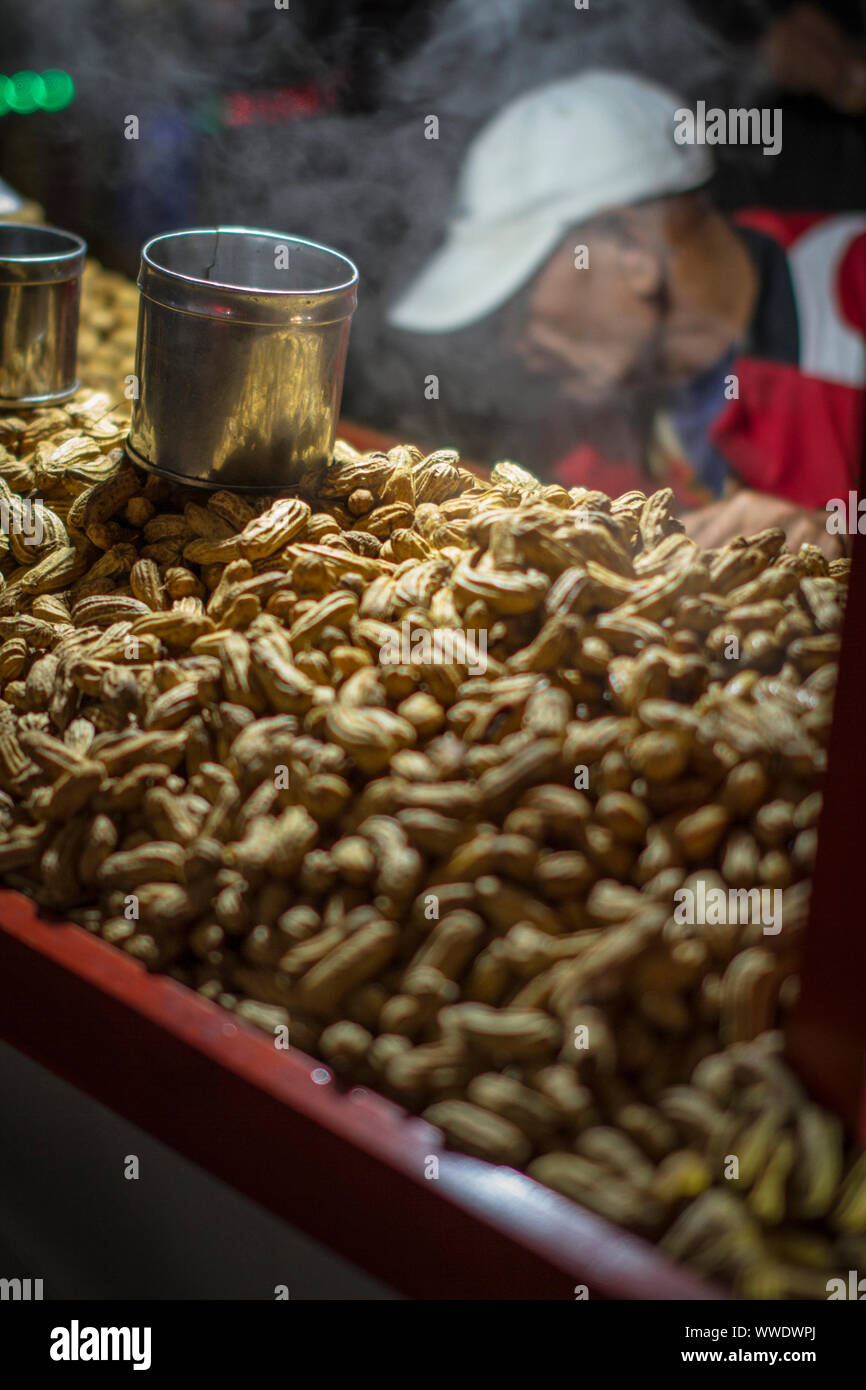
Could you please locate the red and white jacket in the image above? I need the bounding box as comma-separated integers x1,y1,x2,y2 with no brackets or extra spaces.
554,211,866,509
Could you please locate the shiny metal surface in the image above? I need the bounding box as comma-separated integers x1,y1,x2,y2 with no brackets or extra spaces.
0,223,86,407
127,227,359,491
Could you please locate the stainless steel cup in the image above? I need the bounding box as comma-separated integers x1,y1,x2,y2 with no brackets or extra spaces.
126,226,359,491
0,223,86,407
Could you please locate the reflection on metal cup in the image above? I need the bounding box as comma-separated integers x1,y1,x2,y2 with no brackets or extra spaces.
0,223,86,408
126,226,359,492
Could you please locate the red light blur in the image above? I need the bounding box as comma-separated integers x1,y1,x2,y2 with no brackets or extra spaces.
224,84,336,128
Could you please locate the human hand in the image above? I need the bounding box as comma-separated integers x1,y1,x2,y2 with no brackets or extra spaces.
682,488,845,557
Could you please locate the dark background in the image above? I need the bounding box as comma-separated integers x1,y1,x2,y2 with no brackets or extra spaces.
0,0,863,470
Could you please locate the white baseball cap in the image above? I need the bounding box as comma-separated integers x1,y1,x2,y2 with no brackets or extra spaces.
389,70,714,334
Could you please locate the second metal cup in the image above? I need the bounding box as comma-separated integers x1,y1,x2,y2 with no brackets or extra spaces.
0,223,86,408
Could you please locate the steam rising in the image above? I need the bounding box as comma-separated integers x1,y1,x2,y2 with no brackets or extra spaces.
4,0,774,468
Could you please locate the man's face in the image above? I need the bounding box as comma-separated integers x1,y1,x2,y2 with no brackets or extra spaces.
513,230,666,405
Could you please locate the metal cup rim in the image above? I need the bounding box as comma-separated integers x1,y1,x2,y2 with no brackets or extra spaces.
0,222,87,268
140,226,359,297
0,222,87,289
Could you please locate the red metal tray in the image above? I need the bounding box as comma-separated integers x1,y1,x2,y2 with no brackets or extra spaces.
0,888,716,1300
785,509,866,1139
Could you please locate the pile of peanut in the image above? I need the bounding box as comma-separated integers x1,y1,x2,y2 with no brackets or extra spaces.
78,261,139,397
0,393,862,1297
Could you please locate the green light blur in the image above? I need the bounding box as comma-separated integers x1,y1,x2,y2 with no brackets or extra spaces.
7,72,46,114
0,70,74,116
40,70,75,112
